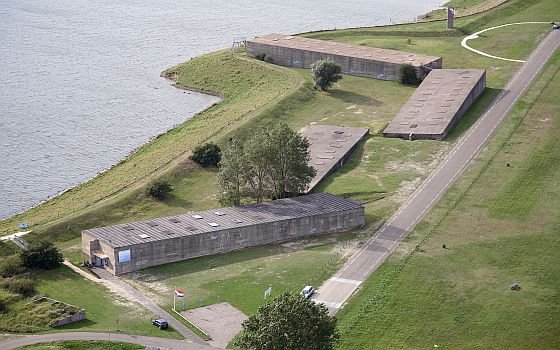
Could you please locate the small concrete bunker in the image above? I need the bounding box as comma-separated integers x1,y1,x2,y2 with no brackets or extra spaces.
82,193,365,275
246,33,442,81
303,125,369,192
383,69,486,140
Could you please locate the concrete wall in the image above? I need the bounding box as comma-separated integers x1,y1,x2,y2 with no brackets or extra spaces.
246,42,442,81
86,207,364,275
51,310,86,327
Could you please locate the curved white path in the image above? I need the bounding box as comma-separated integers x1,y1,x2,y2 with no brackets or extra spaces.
461,22,550,62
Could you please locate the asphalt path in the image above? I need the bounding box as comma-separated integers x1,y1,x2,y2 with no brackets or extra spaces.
0,332,211,350
313,28,560,313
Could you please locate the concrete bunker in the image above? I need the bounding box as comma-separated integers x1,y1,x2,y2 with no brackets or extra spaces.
383,69,486,140
246,33,442,81
82,193,365,275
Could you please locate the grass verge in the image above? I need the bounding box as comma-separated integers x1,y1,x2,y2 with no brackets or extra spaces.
334,45,560,350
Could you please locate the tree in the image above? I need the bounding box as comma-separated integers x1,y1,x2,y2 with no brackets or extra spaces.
217,139,246,206
0,255,24,278
311,59,343,91
190,142,222,167
235,292,339,350
243,130,273,203
265,122,316,199
217,122,316,204
398,64,421,85
20,241,63,270
146,180,173,200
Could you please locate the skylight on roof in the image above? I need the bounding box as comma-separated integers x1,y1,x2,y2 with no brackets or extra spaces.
192,215,203,219
139,234,150,239
233,219,243,224
208,222,220,227
169,218,181,223
147,222,158,227
214,211,226,216
124,226,134,231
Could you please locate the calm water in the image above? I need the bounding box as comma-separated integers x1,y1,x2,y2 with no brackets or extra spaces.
0,0,442,220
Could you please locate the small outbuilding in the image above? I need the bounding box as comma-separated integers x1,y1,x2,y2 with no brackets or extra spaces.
82,193,365,275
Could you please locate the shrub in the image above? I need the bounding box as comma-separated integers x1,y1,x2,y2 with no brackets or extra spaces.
311,59,343,91
190,142,222,167
1,278,35,297
0,255,24,278
398,64,421,85
264,55,274,63
255,53,266,61
146,180,173,200
20,241,63,270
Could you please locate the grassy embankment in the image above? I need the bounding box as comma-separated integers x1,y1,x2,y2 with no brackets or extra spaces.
0,266,182,338
327,2,560,349
16,340,143,350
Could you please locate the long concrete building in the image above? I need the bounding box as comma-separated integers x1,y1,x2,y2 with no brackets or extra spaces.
383,69,486,140
303,125,369,192
246,33,442,81
82,193,364,275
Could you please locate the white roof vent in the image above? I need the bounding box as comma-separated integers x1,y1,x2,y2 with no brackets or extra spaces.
139,234,150,239
192,215,203,219
214,211,226,216
208,222,220,227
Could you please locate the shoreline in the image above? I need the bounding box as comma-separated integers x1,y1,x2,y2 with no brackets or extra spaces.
0,0,506,229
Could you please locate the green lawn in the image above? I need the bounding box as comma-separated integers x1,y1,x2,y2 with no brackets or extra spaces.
30,267,182,339
334,43,560,350
124,232,367,316
16,340,143,350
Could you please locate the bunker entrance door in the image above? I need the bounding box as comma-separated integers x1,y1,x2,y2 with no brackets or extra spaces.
93,252,109,268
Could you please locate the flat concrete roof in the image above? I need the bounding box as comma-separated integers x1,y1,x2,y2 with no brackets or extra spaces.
247,33,441,67
383,69,486,138
83,193,362,249
303,125,369,191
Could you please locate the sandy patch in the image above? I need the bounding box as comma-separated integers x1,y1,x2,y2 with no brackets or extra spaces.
392,177,423,204
181,302,248,349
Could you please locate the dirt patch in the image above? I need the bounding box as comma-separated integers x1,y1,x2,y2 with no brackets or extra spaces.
181,302,248,349
392,177,423,204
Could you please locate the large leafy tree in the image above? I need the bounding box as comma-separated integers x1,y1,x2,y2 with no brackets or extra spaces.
217,139,247,206
190,142,222,167
244,130,273,204
311,59,343,91
217,122,316,204
266,122,315,199
235,292,339,350
20,241,63,270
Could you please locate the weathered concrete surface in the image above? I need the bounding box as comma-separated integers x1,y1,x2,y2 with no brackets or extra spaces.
302,125,369,192
181,303,248,349
247,33,442,81
383,69,486,140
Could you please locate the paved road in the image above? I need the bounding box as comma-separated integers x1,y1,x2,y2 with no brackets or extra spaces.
0,332,211,350
90,267,210,346
313,28,560,313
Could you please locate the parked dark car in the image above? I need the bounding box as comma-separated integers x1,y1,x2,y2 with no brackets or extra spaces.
151,319,169,330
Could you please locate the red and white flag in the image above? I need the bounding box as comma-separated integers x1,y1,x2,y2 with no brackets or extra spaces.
175,289,185,297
